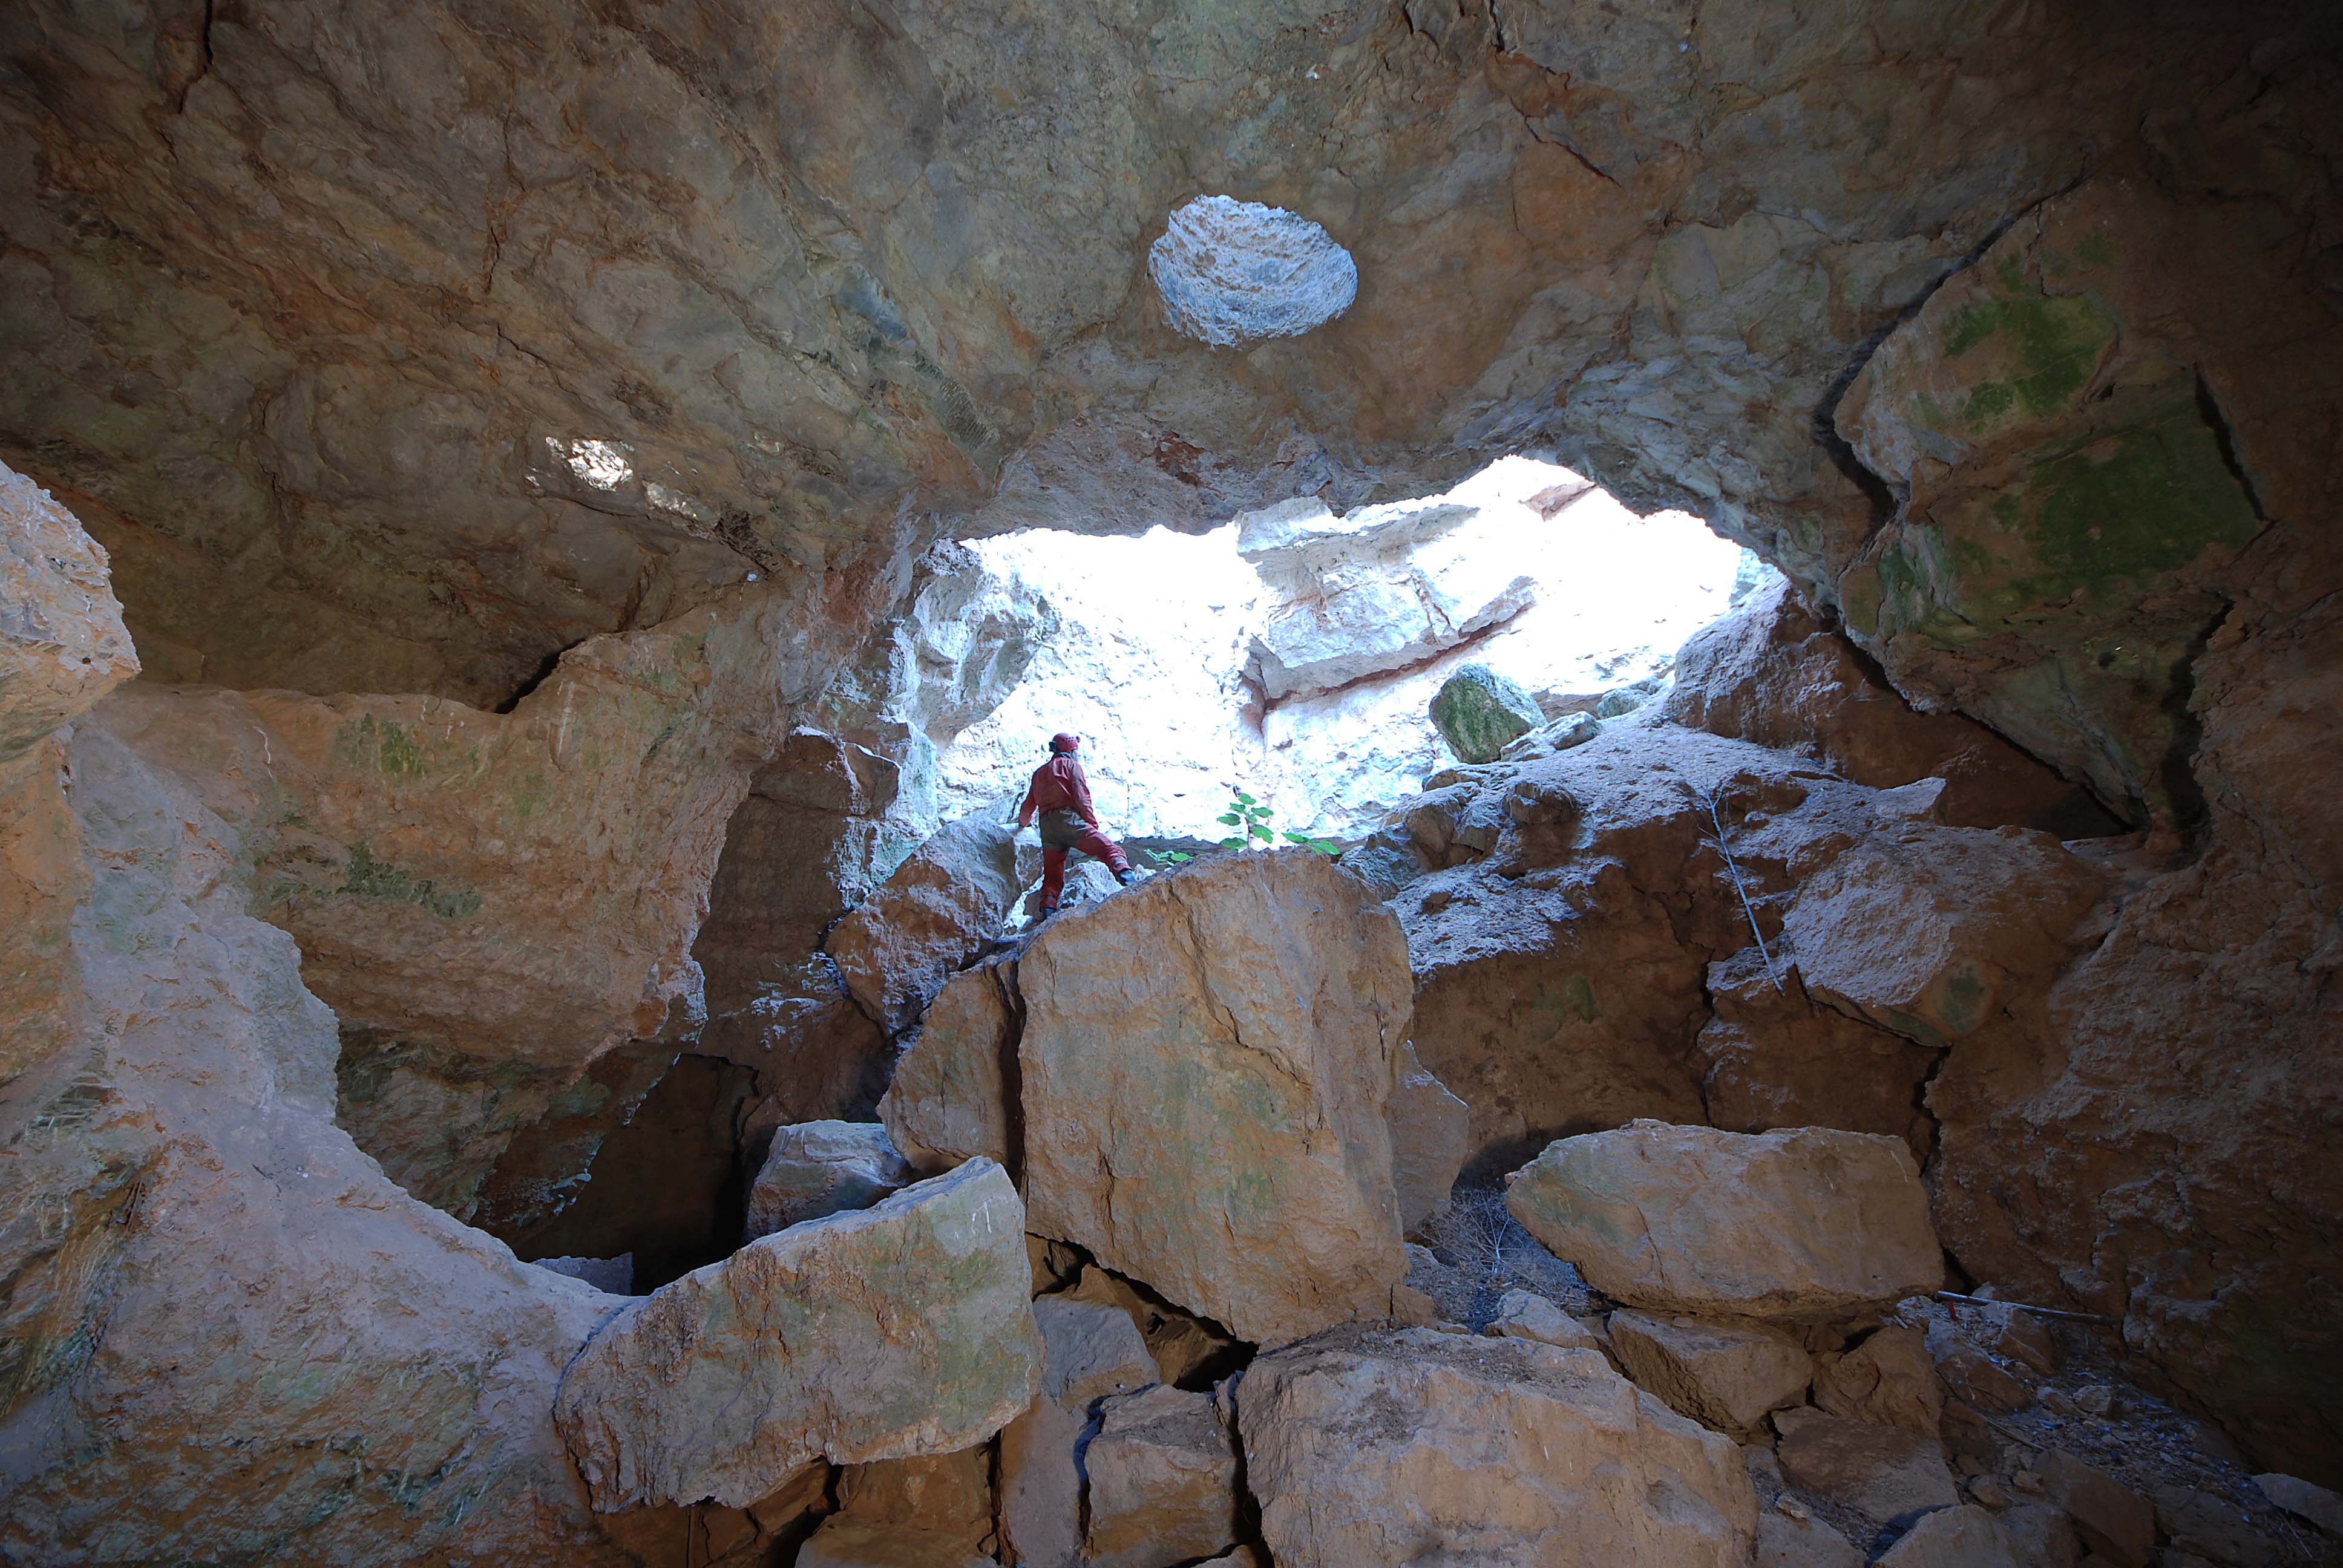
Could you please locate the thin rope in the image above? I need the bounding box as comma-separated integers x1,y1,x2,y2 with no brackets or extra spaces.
1690,782,1782,993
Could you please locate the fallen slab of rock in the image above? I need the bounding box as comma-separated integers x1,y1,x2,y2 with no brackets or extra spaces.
1772,1406,1959,1525
1391,1040,1470,1233
796,1516,995,1568
554,1159,1040,1509
1507,1121,1941,1322
833,1444,994,1558
997,1296,1159,1568
744,1120,915,1241
1485,1288,1605,1354
2038,1448,2155,1567
1608,1310,1813,1440
877,955,1020,1172
827,812,1021,1034
1239,1325,1756,1566
1813,1325,1942,1436
1873,1503,2026,1567
1083,1383,1242,1568
2254,1472,2343,1537
1017,850,1411,1344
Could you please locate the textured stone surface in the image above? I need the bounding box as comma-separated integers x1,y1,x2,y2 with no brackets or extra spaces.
1487,1289,1604,1354
1772,1408,1959,1524
997,1296,1159,1568
1507,1122,1942,1322
1874,1504,2025,1568
1757,1509,1862,1568
1390,1040,1470,1233
1607,1311,1813,1440
0,463,137,789
1660,575,2102,834
1083,1384,1242,1568
0,719,630,1566
835,1445,994,1561
796,1517,994,1568
877,955,1019,1172
1017,851,1410,1344
1814,1326,1943,1437
743,1120,915,1243
2037,1449,2155,1567
826,811,1020,1034
2255,1474,2343,1537
1239,1327,1756,1566
554,1159,1040,1511
1430,663,1543,764
86,569,879,1215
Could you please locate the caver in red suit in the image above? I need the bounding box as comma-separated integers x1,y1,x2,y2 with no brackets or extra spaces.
1015,733,1135,913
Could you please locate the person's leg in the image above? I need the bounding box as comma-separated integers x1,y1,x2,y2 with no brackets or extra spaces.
1040,846,1069,912
1073,824,1135,883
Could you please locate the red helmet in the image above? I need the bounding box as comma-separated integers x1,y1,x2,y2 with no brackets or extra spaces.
1049,733,1080,754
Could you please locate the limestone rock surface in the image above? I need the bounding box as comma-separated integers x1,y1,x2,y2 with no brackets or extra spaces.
1487,1289,1605,1354
1083,1384,1242,1568
1390,1040,1470,1233
827,812,1021,1034
1430,663,1543,764
1507,1122,1942,1322
997,1295,1159,1568
796,1517,994,1568
1757,1509,1863,1568
0,464,137,788
1772,1408,1959,1524
554,1159,1041,1510
1017,850,1410,1344
1607,1311,1813,1440
1239,1326,1757,1566
1813,1325,1943,1436
878,956,1020,1172
1874,1504,2025,1568
743,1120,916,1242
835,1445,994,1560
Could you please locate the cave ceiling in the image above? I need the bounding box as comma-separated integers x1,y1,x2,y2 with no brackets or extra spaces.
1,0,2332,719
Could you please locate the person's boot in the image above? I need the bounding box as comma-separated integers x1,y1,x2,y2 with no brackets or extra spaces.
1039,898,1060,917
1113,866,1137,886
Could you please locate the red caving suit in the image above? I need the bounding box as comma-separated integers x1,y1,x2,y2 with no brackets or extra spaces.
1017,753,1131,908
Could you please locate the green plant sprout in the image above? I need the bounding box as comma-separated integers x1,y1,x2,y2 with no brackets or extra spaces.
1160,787,1343,866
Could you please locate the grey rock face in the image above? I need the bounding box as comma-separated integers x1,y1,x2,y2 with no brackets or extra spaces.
554,1159,1041,1510
1240,1327,1757,1566
1430,664,1543,764
1506,1121,1942,1323
743,1120,916,1241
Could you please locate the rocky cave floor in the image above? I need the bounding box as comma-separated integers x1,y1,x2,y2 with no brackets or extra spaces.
1406,1192,2336,1566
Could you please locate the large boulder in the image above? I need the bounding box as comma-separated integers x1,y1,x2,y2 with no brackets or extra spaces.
554,1159,1041,1510
1771,1407,1959,1524
1659,574,2102,834
997,1296,1160,1568
1506,1122,1941,1322
1015,850,1411,1344
1429,664,1543,764
1238,1327,1757,1566
826,812,1021,1034
1083,1384,1242,1568
1607,1312,1813,1440
877,956,1020,1172
0,464,139,789
743,1120,916,1242
1240,492,1540,701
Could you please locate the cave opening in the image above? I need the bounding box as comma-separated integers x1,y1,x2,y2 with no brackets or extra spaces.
932,455,1766,852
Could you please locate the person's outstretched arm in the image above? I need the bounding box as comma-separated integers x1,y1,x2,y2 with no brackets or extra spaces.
1016,771,1039,829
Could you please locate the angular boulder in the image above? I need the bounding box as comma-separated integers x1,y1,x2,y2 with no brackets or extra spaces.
1390,1040,1470,1232
1607,1311,1812,1439
2037,1449,2155,1567
1757,1509,1863,1568
0,464,139,785
1017,850,1411,1344
1430,663,1542,764
827,812,1021,1033
744,1120,916,1241
1506,1122,1942,1322
877,956,1020,1172
1772,1407,1959,1524
1083,1385,1242,1568
834,1445,994,1560
1814,1325,1943,1436
997,1296,1159,1568
1239,1327,1756,1566
1874,1504,2025,1568
554,1159,1041,1509
1486,1289,1605,1354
